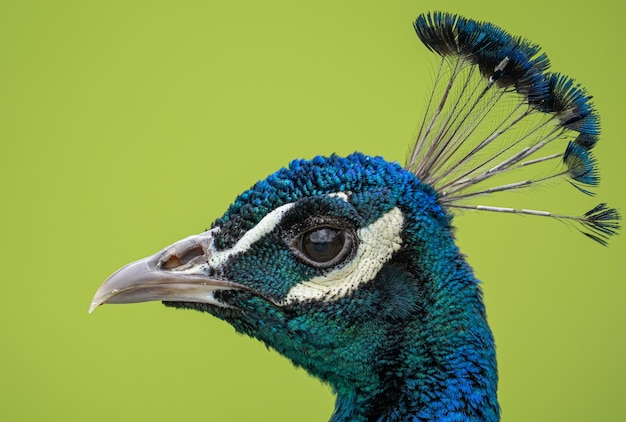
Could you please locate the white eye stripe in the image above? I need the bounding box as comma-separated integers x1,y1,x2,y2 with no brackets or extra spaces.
282,207,404,305
208,202,295,268
208,192,350,268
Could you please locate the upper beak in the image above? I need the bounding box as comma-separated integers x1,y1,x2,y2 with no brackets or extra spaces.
89,229,245,313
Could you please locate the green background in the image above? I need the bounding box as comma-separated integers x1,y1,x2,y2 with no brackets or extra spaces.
2,1,624,421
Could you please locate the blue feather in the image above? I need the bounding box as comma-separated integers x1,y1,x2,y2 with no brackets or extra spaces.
564,141,599,192
540,72,600,135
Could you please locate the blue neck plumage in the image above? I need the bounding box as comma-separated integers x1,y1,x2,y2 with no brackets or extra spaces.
329,215,499,421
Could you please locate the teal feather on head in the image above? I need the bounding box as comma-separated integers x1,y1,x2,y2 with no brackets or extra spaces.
89,11,619,421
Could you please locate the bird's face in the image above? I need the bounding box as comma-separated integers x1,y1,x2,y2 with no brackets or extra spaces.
91,153,452,392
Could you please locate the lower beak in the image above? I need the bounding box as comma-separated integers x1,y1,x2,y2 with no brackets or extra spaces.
89,229,245,313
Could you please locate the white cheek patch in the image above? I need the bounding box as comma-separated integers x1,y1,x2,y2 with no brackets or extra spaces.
282,207,404,305
208,202,295,268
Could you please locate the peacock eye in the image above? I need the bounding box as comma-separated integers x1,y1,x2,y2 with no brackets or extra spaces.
295,227,354,268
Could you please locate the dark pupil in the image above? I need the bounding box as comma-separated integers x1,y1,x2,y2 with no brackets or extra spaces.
302,228,345,263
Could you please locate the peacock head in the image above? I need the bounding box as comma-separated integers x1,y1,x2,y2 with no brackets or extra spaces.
90,153,469,398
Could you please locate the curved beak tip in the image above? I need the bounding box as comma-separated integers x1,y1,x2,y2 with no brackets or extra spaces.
88,287,117,314
88,301,101,314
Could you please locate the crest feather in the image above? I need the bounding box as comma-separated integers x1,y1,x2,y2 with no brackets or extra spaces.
406,12,620,244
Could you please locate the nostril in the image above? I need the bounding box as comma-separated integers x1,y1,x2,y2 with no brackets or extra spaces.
162,246,205,270
162,255,183,270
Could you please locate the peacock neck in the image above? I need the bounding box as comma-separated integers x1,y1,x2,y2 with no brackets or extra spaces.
329,255,500,421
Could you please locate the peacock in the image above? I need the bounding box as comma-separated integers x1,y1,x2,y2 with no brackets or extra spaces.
90,12,619,421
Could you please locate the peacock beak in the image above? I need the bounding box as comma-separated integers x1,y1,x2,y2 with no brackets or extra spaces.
89,229,246,313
